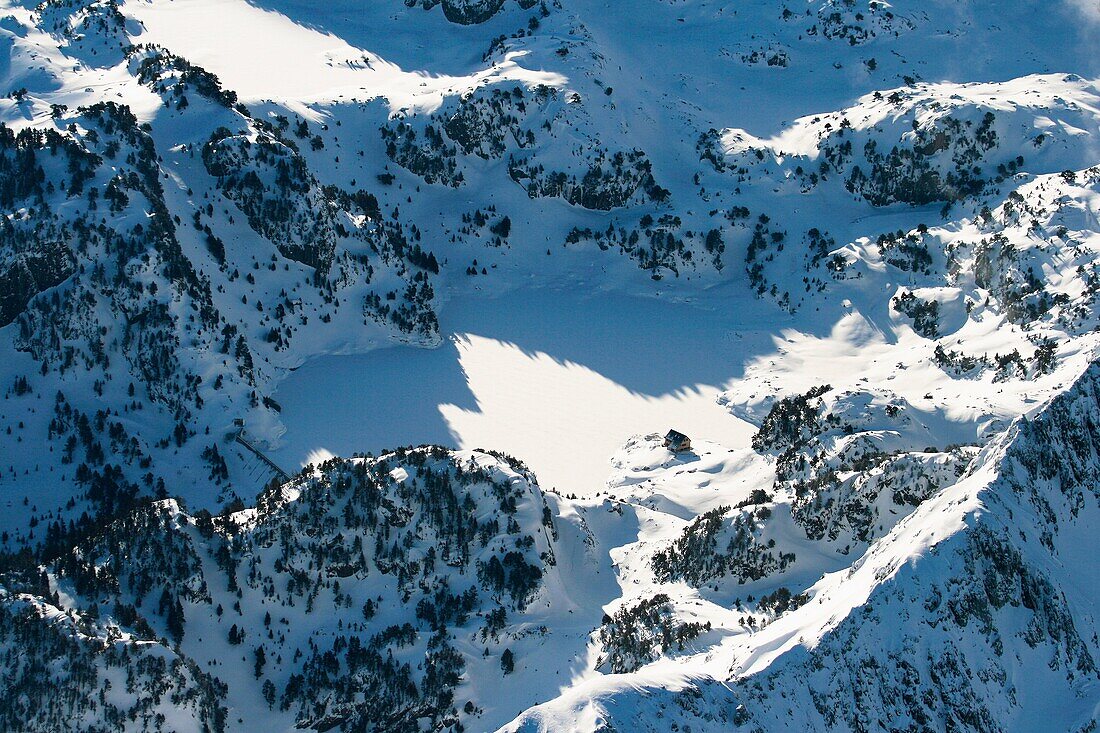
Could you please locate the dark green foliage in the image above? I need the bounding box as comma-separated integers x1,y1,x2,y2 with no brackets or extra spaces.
132,46,241,110
596,595,709,673
0,595,226,732
753,385,833,454
511,148,666,210
202,127,337,271
757,586,808,616
845,112,1002,206
564,213,694,277
877,229,933,273
892,291,939,338
652,506,794,586
479,551,543,606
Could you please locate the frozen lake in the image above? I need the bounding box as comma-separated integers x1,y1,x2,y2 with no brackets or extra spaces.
271,289,760,495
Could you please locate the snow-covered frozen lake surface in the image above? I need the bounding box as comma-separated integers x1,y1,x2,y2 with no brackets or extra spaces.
272,289,757,494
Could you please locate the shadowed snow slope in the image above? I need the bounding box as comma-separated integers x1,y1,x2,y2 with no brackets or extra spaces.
271,289,757,494
502,357,1100,732
0,0,1099,730
126,0,567,111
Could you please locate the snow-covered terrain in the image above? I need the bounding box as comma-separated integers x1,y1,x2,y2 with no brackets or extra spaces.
0,0,1098,730
271,288,758,494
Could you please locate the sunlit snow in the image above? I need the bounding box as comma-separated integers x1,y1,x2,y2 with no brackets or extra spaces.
126,0,568,112
272,290,756,495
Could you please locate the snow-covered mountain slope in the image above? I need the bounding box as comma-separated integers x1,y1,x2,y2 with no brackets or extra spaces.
1,448,621,732
0,0,1097,536
506,356,1100,733
5,359,1100,732
0,0,1099,730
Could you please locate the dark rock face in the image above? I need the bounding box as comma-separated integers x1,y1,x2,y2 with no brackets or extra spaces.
202,127,338,272
442,0,506,24
406,0,507,25
0,448,554,733
0,244,74,326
